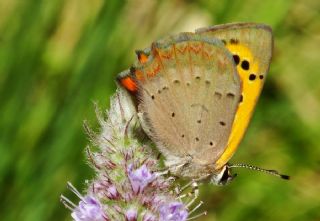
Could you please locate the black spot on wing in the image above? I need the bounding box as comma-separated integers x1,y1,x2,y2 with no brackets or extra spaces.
233,55,240,65
249,74,256,81
241,60,250,70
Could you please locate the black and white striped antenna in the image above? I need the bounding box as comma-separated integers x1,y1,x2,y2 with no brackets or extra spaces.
228,163,290,180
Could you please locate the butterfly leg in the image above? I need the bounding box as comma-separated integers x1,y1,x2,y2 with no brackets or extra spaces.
153,161,185,176
175,181,199,206
178,172,209,194
154,169,170,176
172,180,208,220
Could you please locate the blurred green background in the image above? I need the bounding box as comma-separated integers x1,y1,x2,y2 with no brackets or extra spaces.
1,0,320,220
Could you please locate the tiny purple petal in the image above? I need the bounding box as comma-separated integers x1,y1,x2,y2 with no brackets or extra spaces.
159,201,188,221
71,196,107,221
125,208,138,221
128,164,155,194
106,185,119,200
143,212,157,221
91,180,108,198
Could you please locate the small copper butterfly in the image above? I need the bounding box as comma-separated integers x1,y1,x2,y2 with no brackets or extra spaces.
117,23,289,185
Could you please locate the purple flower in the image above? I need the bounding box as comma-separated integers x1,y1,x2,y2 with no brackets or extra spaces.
159,201,188,221
125,208,138,221
71,196,107,221
128,164,155,194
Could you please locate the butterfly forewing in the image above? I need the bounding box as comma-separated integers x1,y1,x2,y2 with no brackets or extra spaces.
133,33,241,165
196,23,273,168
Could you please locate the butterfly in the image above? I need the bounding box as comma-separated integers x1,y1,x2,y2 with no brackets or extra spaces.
117,23,289,185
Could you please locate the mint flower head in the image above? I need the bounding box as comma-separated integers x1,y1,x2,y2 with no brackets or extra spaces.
61,88,204,220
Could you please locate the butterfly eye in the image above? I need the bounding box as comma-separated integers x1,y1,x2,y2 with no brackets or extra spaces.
221,168,230,181
218,167,236,185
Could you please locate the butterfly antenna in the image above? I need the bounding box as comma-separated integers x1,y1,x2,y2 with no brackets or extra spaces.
228,163,290,180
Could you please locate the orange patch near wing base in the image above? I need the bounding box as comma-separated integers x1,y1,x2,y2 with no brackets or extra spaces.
119,76,137,92
136,50,149,64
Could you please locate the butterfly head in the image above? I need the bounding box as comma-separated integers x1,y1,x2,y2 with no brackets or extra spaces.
210,165,237,186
